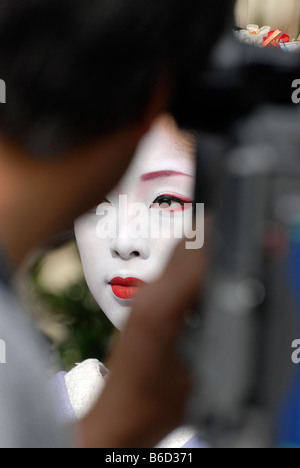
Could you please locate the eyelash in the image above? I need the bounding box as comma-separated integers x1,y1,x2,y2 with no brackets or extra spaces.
151,194,192,211
95,196,193,212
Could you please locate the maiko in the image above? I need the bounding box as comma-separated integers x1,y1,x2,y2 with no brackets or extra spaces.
292,79,300,104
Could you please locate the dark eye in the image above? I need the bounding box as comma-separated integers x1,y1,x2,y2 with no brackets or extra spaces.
153,195,183,206
151,194,192,211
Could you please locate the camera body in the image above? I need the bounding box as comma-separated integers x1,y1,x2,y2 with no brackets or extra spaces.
178,36,300,447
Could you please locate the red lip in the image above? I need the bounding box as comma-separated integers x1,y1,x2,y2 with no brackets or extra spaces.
109,277,145,300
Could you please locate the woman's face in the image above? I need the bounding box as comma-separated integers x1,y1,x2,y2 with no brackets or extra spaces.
74,116,195,330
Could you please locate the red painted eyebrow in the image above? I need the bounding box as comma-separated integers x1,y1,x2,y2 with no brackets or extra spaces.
141,170,193,182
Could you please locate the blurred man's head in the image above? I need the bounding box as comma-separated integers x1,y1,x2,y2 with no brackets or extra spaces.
0,0,233,267
0,0,233,152
0,0,182,153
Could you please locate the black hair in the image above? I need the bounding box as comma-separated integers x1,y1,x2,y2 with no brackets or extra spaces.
0,0,234,155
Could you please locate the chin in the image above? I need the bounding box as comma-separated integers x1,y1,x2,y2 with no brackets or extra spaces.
96,299,130,332
110,312,130,332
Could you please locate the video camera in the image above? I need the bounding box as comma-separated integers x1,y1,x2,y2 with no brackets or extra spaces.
173,12,300,448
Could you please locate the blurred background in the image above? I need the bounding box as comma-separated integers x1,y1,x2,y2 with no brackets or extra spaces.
235,0,300,39
13,0,300,375
14,240,115,373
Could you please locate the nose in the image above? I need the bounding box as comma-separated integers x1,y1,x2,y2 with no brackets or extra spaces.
110,234,151,261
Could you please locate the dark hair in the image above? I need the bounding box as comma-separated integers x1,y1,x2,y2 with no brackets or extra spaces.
0,0,233,154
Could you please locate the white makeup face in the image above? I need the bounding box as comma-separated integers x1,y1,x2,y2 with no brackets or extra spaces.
74,116,195,330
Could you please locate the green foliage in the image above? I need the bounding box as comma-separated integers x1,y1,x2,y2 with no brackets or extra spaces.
30,256,115,371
